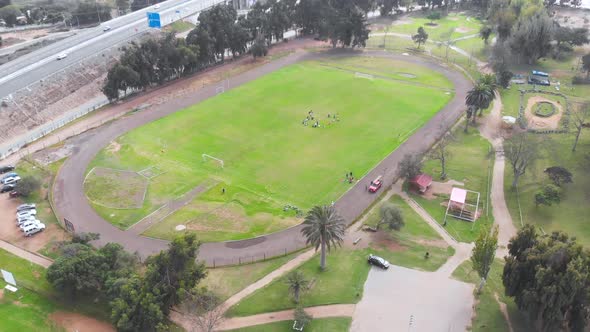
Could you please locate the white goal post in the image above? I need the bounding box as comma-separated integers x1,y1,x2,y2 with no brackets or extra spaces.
202,154,224,168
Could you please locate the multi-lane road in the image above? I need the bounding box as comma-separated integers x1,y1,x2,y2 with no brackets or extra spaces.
0,0,225,99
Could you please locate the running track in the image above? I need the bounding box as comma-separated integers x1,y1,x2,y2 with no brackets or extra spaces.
52,49,471,266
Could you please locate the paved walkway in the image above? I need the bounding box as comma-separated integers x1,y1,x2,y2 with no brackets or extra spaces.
0,239,53,268
51,49,472,266
215,304,355,331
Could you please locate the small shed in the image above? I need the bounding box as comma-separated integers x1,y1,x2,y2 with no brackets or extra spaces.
502,116,517,129
410,174,433,193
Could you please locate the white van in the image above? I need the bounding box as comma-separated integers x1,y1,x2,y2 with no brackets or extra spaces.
24,223,45,237
16,209,36,218
17,215,36,226
20,219,42,230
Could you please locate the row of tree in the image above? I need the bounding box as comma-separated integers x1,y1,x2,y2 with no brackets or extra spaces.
103,1,372,100
46,233,206,331
0,1,111,27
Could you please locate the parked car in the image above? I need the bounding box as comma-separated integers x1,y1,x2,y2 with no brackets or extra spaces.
17,203,36,212
17,216,37,226
0,165,14,174
23,223,45,237
1,172,17,180
9,191,20,198
368,176,383,193
57,53,68,60
2,176,21,185
153,4,160,9
368,254,390,269
1,184,15,193
16,209,36,218
19,219,42,230
102,25,111,31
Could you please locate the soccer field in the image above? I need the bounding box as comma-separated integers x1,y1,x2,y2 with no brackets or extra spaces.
87,57,454,241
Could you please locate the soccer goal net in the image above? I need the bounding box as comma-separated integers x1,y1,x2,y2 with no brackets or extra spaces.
202,154,224,168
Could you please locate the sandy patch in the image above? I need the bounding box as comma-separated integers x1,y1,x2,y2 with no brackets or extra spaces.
419,179,465,200
49,312,115,332
455,26,471,34
524,96,564,130
106,141,121,154
369,231,405,252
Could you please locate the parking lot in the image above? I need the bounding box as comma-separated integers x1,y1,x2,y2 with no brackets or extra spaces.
351,265,474,332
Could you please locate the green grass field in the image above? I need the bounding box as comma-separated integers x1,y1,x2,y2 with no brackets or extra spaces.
386,12,483,41
411,129,494,243
87,57,453,241
225,317,352,332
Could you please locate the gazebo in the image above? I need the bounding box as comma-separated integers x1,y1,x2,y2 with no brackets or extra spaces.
409,174,433,193
443,187,480,223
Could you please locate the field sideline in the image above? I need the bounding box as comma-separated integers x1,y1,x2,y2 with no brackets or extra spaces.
85,57,454,241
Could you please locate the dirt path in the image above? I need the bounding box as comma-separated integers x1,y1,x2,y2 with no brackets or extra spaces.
494,293,514,332
0,239,52,268
49,312,115,332
479,92,518,256
215,304,356,331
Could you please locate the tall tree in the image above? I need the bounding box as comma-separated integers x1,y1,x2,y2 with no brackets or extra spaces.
571,103,589,152
143,233,206,312
509,10,553,64
479,25,493,44
412,26,429,48
398,153,423,179
583,53,590,78
285,271,309,303
180,289,225,332
471,226,498,293
503,227,590,331
465,82,494,124
504,133,539,189
429,130,454,179
301,205,346,270
376,202,404,231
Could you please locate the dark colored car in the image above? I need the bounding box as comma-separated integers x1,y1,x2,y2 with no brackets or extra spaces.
1,184,15,193
9,191,21,198
368,254,390,269
368,176,383,193
0,165,14,174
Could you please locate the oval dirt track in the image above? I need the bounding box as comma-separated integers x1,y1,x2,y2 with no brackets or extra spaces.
52,49,471,266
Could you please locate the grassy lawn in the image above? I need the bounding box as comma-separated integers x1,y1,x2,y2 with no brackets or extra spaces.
225,317,352,332
164,20,195,33
500,88,567,119
226,248,371,317
386,12,483,41
0,249,110,331
452,259,530,332
362,194,455,271
504,128,590,246
88,57,453,240
202,251,302,301
411,129,494,243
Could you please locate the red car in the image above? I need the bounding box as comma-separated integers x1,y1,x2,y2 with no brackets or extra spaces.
368,176,383,193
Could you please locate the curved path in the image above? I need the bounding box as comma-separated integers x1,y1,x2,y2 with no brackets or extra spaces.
53,49,471,266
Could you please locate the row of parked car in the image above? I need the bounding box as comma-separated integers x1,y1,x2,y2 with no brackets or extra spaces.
16,203,45,237
1,166,20,196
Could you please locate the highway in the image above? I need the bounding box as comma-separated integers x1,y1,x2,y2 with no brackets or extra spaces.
0,0,225,99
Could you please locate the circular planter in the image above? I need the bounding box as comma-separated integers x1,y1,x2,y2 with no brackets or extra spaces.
534,102,556,117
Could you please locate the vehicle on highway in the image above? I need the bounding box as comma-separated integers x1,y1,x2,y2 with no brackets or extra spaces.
19,219,42,230
57,53,68,60
24,223,46,237
1,184,15,193
103,25,111,32
2,176,20,185
17,203,36,212
368,176,383,193
17,209,36,218
0,165,14,174
368,254,390,269
154,4,160,8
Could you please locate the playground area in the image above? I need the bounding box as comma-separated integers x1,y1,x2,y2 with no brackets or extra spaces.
84,56,454,240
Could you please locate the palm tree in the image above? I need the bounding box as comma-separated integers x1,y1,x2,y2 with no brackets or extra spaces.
465,82,494,125
478,74,498,116
301,205,346,271
285,271,309,304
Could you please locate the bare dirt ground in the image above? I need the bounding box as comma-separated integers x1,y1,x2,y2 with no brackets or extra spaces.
524,96,564,130
49,312,115,332
0,195,65,252
553,7,590,30
0,28,52,46
421,179,465,200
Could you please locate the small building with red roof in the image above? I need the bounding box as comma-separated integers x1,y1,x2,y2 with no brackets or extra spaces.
409,174,433,193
